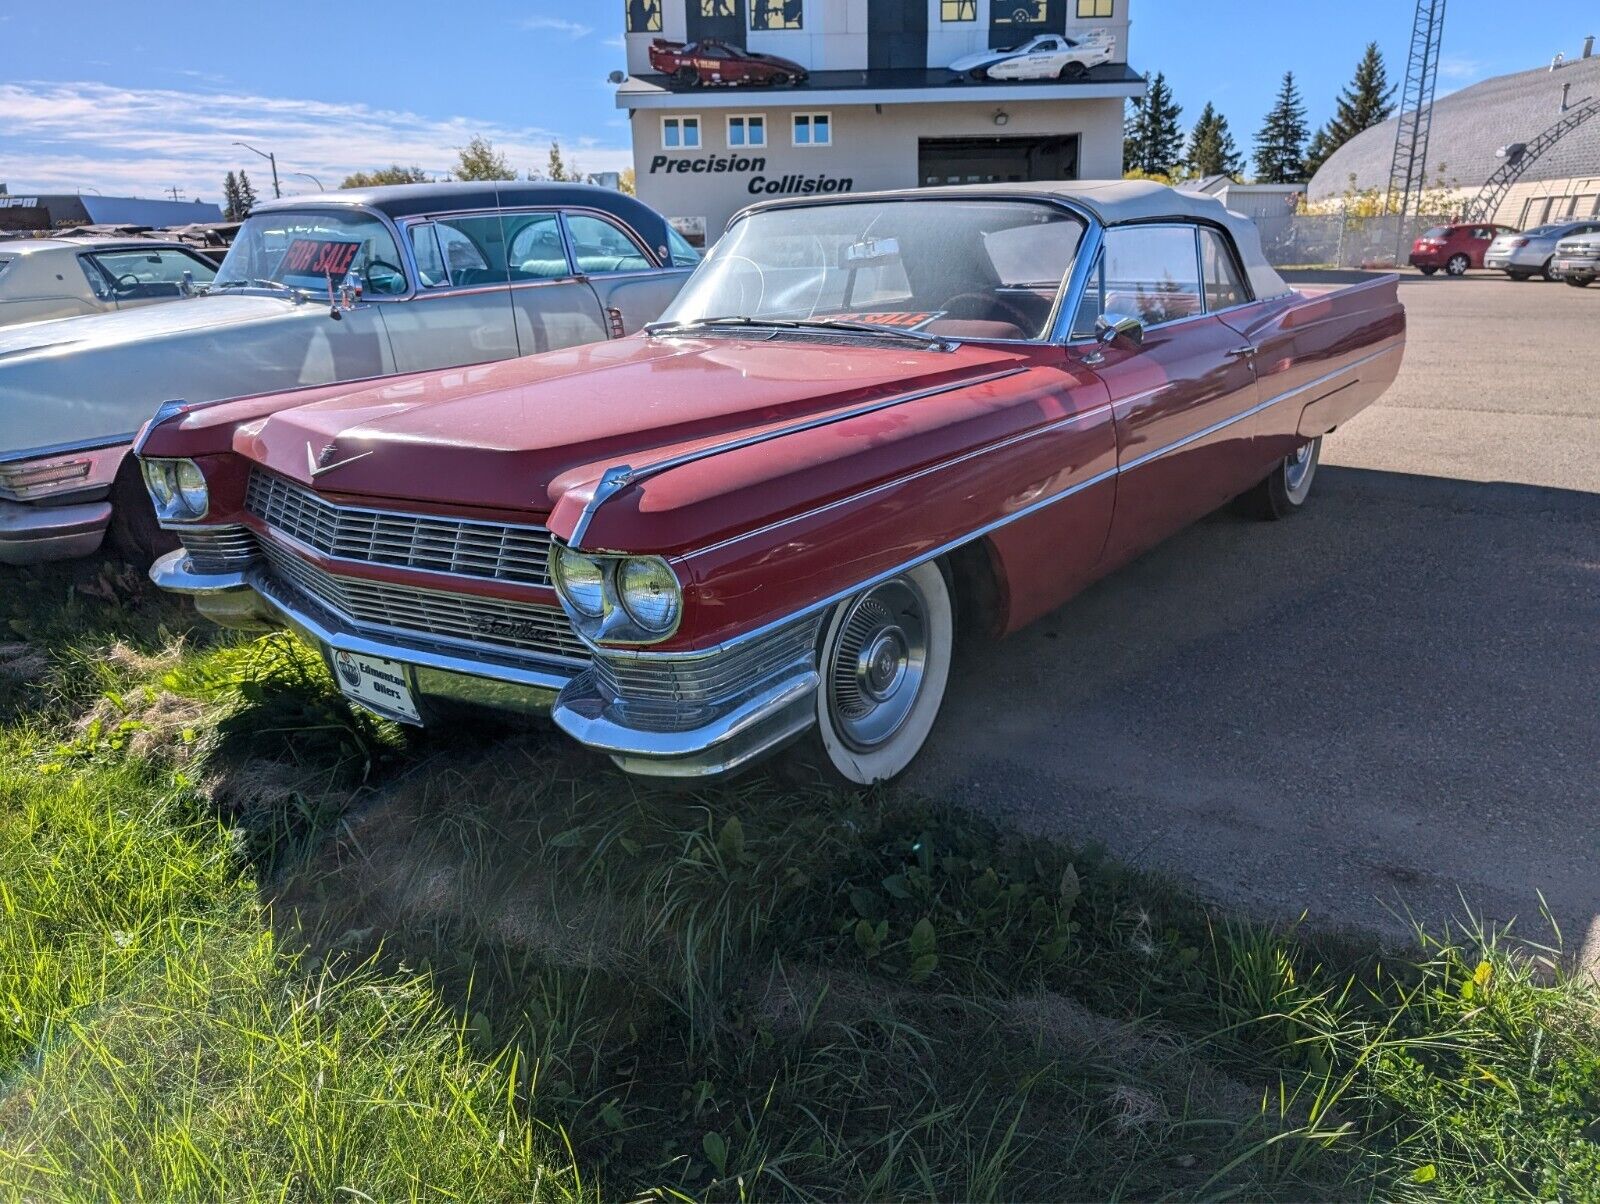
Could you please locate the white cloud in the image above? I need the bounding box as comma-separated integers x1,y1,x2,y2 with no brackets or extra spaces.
1438,56,1484,80
0,80,631,201
518,15,595,38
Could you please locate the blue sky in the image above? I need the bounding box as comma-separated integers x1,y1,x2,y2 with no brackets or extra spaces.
0,1,1594,201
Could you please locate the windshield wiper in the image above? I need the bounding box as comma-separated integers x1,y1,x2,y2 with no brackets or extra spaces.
645,315,952,350
211,278,309,298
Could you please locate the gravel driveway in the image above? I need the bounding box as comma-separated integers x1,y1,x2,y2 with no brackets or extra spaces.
907,275,1600,961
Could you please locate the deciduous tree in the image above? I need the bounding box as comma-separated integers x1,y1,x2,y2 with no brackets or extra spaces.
340,165,431,188
454,135,514,181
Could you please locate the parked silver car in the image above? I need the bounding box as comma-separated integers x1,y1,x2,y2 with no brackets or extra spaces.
1551,230,1600,287
1483,219,1600,281
0,182,698,567
0,237,221,326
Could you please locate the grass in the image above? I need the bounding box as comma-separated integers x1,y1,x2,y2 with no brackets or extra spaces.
1,556,1597,1200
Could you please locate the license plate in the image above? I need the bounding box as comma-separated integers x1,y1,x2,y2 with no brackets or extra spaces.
330,648,421,722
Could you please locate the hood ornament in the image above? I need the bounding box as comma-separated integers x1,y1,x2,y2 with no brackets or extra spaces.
307,440,375,479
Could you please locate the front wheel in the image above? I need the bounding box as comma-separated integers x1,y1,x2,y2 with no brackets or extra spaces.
1237,436,1322,521
1446,253,1470,276
787,562,953,787
1565,276,1591,288
1418,266,1438,276
673,66,697,86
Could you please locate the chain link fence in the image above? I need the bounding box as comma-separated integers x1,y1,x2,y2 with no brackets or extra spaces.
1255,213,1455,269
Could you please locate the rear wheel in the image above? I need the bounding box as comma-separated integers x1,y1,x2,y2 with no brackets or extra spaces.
1058,60,1088,79
1237,436,1322,521
785,562,953,788
1446,253,1470,277
107,455,179,568
673,66,697,86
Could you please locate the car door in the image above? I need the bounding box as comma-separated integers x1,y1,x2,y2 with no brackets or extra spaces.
386,214,521,373
501,210,614,354
1075,223,1262,563
562,210,690,335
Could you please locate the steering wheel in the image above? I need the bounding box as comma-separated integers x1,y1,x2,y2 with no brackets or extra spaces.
939,291,1035,332
363,258,407,295
113,272,142,293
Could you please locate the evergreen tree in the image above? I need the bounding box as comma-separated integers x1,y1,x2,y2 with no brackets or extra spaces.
236,170,259,215
455,135,514,181
1123,72,1183,176
1305,42,1395,176
1253,71,1310,183
340,165,431,188
1187,102,1241,179
221,171,243,222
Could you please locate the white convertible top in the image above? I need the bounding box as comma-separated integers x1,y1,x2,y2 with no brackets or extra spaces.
749,178,1294,301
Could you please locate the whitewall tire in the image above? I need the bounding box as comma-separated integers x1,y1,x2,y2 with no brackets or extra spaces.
798,562,953,787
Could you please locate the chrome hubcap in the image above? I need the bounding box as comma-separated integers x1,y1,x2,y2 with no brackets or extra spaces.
1284,439,1317,498
826,579,928,752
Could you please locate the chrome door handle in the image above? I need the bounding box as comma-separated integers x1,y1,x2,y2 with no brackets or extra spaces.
1225,346,1255,359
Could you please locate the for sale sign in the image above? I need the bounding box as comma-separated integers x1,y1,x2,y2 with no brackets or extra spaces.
277,238,362,284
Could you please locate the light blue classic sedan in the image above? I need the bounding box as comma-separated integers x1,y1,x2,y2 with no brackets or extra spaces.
0,182,699,565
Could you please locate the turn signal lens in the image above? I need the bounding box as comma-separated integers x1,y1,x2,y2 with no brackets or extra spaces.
618,557,682,634
553,545,606,617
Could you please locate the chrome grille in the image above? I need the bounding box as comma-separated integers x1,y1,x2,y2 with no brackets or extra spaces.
258,539,588,665
177,525,260,573
246,470,553,587
592,614,819,730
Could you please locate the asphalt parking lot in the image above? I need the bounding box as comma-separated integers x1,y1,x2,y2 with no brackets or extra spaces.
908,274,1600,960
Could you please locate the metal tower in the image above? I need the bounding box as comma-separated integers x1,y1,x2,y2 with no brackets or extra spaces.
1461,95,1600,223
1385,0,1448,253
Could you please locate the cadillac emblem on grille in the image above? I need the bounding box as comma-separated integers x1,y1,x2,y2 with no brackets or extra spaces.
306,440,374,479
474,617,557,641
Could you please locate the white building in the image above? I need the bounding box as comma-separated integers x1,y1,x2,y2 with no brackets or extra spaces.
616,0,1145,243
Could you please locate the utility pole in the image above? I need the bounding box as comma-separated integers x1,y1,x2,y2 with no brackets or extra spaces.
167,185,183,201
232,140,282,198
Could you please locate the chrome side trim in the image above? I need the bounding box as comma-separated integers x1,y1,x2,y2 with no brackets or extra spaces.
1120,342,1401,475
2,432,136,465
565,366,1028,549
675,340,1402,657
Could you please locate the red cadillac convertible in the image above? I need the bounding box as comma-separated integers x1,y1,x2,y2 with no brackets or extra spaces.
140,182,1405,785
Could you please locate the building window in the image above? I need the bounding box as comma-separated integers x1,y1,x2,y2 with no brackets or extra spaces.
940,0,976,19
727,114,766,147
662,116,701,150
625,0,662,33
700,0,737,14
1076,0,1113,16
792,112,831,146
750,0,802,30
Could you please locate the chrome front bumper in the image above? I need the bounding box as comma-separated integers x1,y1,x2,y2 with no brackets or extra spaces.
149,549,820,778
0,498,112,566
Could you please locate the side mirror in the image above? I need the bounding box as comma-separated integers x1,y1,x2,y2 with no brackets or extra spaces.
1096,310,1144,347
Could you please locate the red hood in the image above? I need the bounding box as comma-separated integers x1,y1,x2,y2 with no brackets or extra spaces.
231,334,1028,527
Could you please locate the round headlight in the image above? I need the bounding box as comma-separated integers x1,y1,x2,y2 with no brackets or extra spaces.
618,557,681,634
142,459,175,509
175,460,208,517
554,545,606,618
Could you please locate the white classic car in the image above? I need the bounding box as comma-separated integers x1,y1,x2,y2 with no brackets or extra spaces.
0,237,220,327
948,31,1116,81
0,182,698,567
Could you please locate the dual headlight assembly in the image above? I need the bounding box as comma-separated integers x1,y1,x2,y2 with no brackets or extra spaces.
140,458,209,522
552,544,682,643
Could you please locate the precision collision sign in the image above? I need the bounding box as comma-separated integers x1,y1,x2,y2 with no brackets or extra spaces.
647,154,853,196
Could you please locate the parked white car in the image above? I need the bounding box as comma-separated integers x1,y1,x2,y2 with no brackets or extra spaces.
0,237,219,327
948,31,1116,81
0,182,698,567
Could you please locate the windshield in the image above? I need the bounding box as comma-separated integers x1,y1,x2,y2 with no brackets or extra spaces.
214,209,408,296
659,199,1084,341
